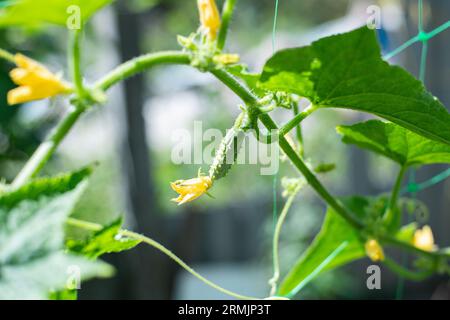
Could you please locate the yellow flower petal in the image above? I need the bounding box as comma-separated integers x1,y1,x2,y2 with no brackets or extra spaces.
14,54,44,70
7,86,33,105
365,239,384,262
197,0,221,40
7,54,71,105
413,225,435,252
170,175,212,205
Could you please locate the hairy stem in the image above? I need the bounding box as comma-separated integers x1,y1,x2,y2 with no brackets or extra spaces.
384,165,407,225
292,104,304,157
70,29,85,96
54,50,449,265
11,52,191,188
217,0,237,51
95,51,191,91
12,106,85,188
66,218,258,300
383,256,432,281
279,104,316,136
209,69,450,261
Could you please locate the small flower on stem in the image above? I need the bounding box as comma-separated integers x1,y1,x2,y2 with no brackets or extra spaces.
365,239,384,262
7,54,71,105
413,225,436,252
197,0,221,40
171,170,213,205
213,53,240,65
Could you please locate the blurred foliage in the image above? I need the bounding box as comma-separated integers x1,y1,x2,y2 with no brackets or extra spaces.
0,0,415,300
0,0,113,27
138,0,350,51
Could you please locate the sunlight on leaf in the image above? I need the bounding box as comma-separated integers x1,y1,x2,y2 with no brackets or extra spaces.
259,27,450,146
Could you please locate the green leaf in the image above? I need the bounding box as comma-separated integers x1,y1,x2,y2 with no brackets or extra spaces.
337,120,450,166
67,219,141,259
0,252,113,299
279,197,371,296
0,0,114,28
0,169,114,299
49,288,78,300
259,27,450,146
0,167,92,209
226,64,263,95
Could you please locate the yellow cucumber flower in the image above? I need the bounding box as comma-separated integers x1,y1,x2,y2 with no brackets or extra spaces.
197,0,221,40
7,54,71,105
171,174,212,205
365,239,384,262
413,225,436,252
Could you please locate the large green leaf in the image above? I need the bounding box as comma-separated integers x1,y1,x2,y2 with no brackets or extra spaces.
337,120,450,166
259,27,450,146
0,252,112,299
0,169,114,299
279,197,372,296
67,218,141,259
0,0,113,27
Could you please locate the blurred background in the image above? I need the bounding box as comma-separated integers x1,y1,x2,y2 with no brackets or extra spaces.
0,0,449,299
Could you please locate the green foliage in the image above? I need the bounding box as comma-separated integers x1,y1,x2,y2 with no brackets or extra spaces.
227,64,263,95
49,289,78,300
279,197,378,296
395,222,417,243
0,167,92,208
0,0,448,299
67,219,141,259
0,0,114,27
337,120,450,167
0,169,114,299
259,27,450,146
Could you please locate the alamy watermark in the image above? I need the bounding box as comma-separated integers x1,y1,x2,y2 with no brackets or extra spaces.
66,5,81,30
366,5,382,30
366,265,381,290
171,121,280,175
66,265,81,290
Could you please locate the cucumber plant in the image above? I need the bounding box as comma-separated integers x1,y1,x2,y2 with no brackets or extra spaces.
0,0,449,299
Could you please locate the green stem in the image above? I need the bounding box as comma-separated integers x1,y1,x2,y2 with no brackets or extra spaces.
261,114,365,229
383,256,432,281
94,51,191,91
209,69,450,262
66,217,102,232
89,51,450,263
70,29,85,96
211,69,363,230
279,104,316,136
380,234,450,258
269,187,300,296
0,48,15,63
384,165,407,225
66,218,258,300
11,52,190,188
11,106,85,188
292,103,304,157
217,0,237,51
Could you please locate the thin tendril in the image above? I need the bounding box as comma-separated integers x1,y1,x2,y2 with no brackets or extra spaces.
66,218,259,300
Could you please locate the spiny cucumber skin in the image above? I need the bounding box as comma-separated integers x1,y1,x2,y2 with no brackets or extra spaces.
209,128,244,181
